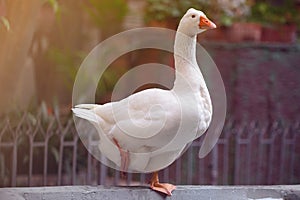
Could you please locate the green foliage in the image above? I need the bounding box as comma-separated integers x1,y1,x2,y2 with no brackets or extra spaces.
46,0,59,14
145,0,209,22
85,0,128,28
96,67,127,98
47,37,128,102
47,47,85,90
250,0,300,26
41,0,61,16
220,15,234,27
145,0,300,28
0,16,10,31
144,0,252,26
47,0,129,102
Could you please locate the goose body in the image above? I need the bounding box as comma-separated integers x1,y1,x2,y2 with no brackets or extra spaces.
73,8,216,195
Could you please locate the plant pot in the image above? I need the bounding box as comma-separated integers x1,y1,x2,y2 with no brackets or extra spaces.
261,24,297,43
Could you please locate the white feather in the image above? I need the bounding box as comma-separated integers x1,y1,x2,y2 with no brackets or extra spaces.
72,108,99,123
74,104,98,109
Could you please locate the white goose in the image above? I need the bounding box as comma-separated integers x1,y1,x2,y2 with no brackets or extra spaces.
72,8,216,196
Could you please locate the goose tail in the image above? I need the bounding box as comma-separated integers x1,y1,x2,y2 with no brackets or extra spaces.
74,104,98,110
72,104,99,123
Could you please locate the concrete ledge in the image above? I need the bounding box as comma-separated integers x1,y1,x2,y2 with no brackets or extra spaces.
0,185,300,200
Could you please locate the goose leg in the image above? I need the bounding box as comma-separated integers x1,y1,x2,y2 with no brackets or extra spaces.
150,171,176,196
112,138,129,172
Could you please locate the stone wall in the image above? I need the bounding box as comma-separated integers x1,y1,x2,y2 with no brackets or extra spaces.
204,43,300,122
0,185,299,200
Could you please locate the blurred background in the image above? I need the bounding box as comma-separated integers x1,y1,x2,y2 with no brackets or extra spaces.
0,0,299,187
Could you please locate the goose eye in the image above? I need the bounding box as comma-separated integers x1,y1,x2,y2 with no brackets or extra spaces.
191,15,196,18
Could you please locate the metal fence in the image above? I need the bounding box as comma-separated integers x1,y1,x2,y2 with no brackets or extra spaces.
0,110,299,187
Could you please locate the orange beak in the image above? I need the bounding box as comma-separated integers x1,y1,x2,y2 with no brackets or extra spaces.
199,16,217,29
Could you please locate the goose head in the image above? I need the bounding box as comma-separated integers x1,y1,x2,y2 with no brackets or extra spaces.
177,8,216,37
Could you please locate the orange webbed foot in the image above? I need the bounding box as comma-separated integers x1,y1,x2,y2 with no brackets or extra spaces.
149,172,176,196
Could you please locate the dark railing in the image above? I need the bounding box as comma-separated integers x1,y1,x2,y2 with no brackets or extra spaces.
0,110,299,187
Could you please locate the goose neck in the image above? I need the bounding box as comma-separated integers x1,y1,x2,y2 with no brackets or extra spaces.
173,32,202,92
174,33,197,64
